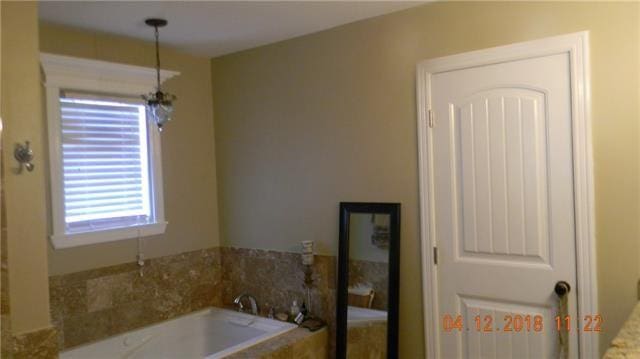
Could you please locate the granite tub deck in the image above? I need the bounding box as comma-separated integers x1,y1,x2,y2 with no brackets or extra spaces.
227,327,328,359
604,302,640,358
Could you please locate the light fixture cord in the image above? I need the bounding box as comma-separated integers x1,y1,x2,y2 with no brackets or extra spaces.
154,25,161,91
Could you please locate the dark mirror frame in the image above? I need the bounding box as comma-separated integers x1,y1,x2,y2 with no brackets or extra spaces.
336,202,401,359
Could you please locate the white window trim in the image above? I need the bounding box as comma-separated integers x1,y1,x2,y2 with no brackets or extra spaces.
41,53,179,249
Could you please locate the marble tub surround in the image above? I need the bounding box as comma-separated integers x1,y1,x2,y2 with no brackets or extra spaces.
227,327,328,359
604,302,640,358
221,247,336,326
221,247,337,355
348,259,388,310
346,322,386,358
49,247,223,350
11,326,58,359
49,246,336,353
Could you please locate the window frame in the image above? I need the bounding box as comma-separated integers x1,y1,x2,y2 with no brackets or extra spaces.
41,53,179,249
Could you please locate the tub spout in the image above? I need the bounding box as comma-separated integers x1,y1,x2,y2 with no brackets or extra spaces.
233,293,259,315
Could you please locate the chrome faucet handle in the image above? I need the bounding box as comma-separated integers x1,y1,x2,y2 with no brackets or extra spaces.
234,301,245,312
14,141,35,173
233,295,245,312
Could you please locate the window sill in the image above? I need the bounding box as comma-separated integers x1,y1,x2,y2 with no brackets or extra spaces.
50,222,167,249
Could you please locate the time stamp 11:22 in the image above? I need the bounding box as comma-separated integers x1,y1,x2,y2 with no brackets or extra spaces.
442,314,603,333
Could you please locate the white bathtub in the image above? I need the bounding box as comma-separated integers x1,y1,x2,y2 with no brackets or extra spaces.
61,307,297,359
347,306,387,325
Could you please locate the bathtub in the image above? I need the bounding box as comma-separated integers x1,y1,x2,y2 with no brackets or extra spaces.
347,306,387,325
61,307,297,359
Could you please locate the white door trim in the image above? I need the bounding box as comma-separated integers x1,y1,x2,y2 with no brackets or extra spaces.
416,31,597,358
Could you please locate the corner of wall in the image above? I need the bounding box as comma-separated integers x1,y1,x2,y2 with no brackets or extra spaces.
2,0,53,337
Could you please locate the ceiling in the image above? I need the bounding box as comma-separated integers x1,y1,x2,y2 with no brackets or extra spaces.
39,1,425,58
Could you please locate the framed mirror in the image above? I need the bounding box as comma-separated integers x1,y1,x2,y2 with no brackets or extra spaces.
336,202,400,359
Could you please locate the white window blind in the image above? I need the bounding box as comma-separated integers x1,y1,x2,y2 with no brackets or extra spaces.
60,94,154,235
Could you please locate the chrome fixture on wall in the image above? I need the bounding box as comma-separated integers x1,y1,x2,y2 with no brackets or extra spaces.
142,18,176,132
14,141,34,172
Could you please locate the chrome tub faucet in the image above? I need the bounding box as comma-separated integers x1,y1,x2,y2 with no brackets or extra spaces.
233,293,259,315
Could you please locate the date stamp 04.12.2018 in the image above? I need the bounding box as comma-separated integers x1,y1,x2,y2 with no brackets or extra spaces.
442,314,603,333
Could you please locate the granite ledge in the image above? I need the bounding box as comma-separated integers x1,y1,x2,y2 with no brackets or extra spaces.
12,326,58,359
604,302,640,358
227,327,328,359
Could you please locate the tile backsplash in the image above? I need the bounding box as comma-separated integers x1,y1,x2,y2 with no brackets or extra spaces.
50,248,223,349
49,246,340,352
221,247,336,318
221,247,337,355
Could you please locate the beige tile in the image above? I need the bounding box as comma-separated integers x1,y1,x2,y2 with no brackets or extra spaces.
111,301,160,333
12,326,58,359
86,277,113,312
1,314,13,358
347,322,386,359
63,309,113,348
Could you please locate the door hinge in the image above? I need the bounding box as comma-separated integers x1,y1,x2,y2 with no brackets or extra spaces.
427,109,434,128
433,247,438,265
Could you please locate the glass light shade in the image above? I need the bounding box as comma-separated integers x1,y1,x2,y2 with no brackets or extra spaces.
144,91,175,131
147,102,173,131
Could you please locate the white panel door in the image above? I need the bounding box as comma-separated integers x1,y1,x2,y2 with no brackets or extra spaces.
429,52,579,358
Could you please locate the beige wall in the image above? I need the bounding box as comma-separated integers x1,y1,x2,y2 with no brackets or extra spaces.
211,2,640,356
1,2,51,334
39,23,220,275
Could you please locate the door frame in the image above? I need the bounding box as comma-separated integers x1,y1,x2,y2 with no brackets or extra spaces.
416,32,597,358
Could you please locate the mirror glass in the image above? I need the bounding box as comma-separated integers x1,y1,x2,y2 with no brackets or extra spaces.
346,213,390,358
336,202,399,359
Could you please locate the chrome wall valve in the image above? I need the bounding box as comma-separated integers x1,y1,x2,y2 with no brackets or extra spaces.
14,141,35,173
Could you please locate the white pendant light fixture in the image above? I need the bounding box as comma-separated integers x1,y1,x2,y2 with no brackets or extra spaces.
142,18,176,132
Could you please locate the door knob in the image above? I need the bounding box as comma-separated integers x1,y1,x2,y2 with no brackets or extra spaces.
554,281,571,297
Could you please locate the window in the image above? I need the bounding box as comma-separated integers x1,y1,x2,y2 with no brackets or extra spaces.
61,94,154,234
42,53,178,248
